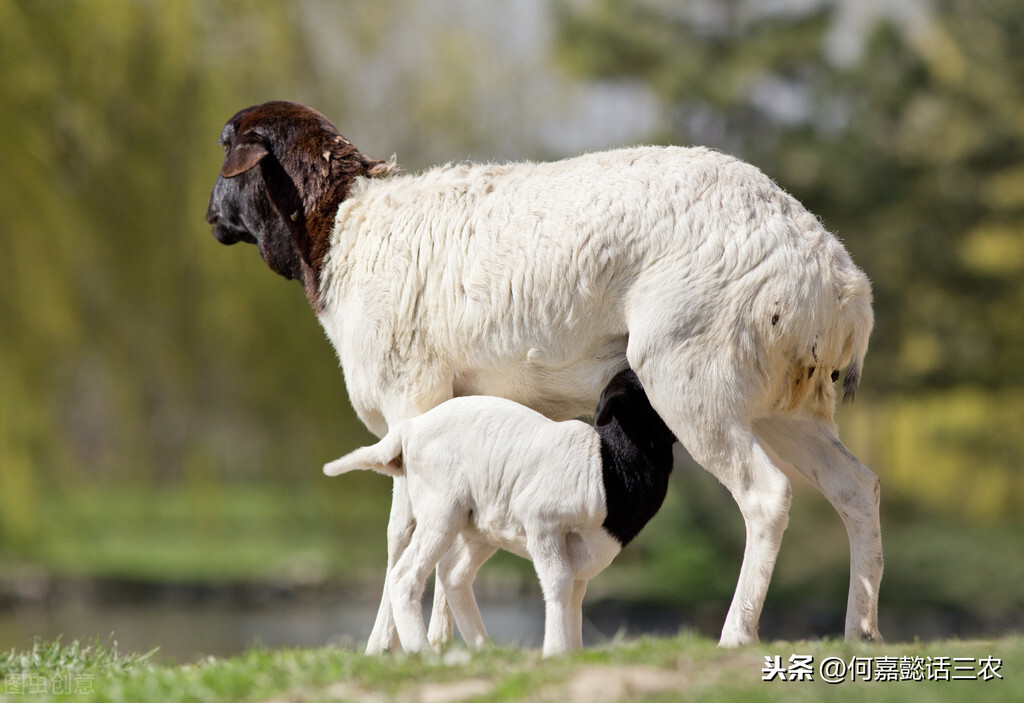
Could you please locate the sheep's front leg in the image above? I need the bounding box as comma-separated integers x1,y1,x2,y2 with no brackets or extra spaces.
367,477,414,654
529,531,577,657
753,414,884,643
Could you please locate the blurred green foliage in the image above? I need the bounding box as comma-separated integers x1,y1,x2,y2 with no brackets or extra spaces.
0,0,374,547
0,0,1021,639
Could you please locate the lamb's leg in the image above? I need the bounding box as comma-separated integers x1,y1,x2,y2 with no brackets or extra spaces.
426,573,455,649
754,413,883,643
436,533,497,649
388,515,461,654
569,579,588,651
528,531,577,657
367,477,413,654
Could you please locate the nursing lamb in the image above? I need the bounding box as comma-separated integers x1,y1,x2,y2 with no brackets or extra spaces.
323,370,676,657
205,100,883,651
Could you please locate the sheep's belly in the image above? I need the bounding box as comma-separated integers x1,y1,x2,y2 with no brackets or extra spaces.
453,334,629,421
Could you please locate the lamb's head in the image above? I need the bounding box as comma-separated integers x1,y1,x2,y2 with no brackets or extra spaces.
205,100,395,307
594,369,677,451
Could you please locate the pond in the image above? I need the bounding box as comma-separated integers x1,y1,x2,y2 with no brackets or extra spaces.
0,579,1003,662
0,583,565,662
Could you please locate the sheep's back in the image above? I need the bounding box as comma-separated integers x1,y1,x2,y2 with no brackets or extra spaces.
319,146,871,423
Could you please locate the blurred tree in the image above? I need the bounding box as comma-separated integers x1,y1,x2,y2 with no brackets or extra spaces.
0,0,367,544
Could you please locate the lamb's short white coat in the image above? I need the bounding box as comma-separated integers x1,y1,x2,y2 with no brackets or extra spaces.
315,145,881,651
324,396,622,657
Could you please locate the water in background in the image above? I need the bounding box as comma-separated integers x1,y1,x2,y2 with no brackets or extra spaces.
0,587,553,663
1,581,1004,663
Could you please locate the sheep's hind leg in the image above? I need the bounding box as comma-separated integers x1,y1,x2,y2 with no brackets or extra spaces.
629,342,791,648
754,413,883,643
702,428,791,648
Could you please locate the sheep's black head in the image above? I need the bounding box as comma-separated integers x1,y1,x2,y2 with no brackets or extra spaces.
594,369,677,449
206,101,394,308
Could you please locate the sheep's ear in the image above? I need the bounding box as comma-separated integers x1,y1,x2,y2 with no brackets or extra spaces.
594,388,627,426
221,139,269,178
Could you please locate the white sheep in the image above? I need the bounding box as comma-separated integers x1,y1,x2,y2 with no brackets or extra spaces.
323,370,676,657
207,101,883,651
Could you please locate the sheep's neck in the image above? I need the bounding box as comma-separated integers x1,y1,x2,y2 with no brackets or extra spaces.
295,145,374,313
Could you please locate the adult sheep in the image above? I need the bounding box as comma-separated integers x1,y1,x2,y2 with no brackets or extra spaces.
205,100,883,651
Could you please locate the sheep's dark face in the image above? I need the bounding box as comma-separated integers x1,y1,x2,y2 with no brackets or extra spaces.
207,104,306,282
206,101,390,308
207,137,259,248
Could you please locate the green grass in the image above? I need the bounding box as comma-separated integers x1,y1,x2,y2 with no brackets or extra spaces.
2,634,1020,703
0,638,154,700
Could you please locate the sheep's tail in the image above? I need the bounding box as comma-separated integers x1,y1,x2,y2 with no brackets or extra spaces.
837,271,874,403
323,424,406,478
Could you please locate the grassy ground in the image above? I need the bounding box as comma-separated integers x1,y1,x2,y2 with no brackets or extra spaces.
2,634,1020,703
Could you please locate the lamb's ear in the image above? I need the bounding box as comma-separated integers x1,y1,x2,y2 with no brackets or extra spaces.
594,387,627,426
221,139,269,178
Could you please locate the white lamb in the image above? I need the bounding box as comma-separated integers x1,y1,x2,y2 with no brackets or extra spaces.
323,370,676,657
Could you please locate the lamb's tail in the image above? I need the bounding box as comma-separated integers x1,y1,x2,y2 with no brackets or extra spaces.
323,424,406,478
